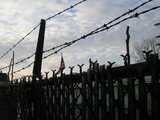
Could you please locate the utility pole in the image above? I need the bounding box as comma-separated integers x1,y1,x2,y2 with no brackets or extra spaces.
33,19,46,80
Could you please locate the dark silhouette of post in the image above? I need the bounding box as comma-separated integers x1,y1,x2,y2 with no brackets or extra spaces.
126,26,130,65
11,51,14,81
33,19,46,80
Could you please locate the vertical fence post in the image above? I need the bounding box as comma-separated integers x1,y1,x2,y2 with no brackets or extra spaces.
46,76,50,120
69,66,75,120
66,74,70,120
118,78,125,120
87,59,94,120
61,72,65,120
100,65,108,120
49,73,54,120
94,62,100,120
31,19,46,120
107,63,115,120
78,64,86,120
54,74,58,120
128,78,136,120
149,54,160,120
138,68,148,120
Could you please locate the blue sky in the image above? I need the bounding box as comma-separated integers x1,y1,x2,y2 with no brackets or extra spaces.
0,0,159,78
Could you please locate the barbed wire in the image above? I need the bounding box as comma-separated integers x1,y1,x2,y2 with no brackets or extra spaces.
0,0,153,71
94,6,160,34
0,53,35,70
44,0,153,53
0,0,87,60
1,0,155,71
13,5,160,74
14,62,34,74
43,6,160,58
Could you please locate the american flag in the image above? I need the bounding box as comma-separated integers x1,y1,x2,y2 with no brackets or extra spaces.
56,53,65,74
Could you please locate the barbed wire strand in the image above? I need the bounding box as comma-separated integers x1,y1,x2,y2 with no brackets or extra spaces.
0,0,87,60
0,53,35,70
87,0,154,33
13,5,160,74
45,0,87,21
13,63,33,74
0,24,40,60
94,6,160,34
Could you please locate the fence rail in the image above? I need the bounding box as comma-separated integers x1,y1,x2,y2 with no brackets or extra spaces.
9,54,160,120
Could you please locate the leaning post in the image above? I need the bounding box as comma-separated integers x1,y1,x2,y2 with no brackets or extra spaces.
33,19,46,81
32,19,46,120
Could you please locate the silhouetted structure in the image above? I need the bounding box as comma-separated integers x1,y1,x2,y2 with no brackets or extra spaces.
8,53,160,120
0,1,159,120
33,19,46,80
0,72,16,120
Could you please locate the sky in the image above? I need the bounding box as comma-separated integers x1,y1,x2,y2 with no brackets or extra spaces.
0,0,159,78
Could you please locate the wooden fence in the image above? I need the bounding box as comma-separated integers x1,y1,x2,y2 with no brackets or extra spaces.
9,54,160,120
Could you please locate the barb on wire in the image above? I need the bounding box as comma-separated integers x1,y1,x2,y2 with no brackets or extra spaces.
13,5,160,74
14,62,34,74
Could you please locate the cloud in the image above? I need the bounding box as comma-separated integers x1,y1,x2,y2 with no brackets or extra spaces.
0,0,159,77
